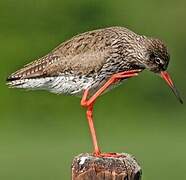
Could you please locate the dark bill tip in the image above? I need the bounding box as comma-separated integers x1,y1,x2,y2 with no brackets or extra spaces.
160,71,183,104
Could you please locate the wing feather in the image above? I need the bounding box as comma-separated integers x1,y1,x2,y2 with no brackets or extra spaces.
7,27,119,81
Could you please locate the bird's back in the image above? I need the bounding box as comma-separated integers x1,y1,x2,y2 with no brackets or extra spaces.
7,27,140,95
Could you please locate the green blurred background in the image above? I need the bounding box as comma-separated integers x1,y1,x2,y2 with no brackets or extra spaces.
0,0,186,179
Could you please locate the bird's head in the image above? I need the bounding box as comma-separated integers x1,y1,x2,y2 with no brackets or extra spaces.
144,38,169,73
142,38,183,104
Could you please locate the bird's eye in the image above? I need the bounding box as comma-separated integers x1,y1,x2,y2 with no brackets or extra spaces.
149,53,164,65
155,57,163,65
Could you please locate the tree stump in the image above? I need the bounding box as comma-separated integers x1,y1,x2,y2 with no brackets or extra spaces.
71,153,142,180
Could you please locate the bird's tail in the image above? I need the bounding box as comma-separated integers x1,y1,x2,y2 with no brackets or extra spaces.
6,53,54,89
6,75,54,90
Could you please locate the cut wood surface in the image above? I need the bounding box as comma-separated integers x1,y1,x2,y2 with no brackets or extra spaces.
71,153,142,180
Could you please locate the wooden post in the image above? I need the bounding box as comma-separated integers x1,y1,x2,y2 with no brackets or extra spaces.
71,153,142,180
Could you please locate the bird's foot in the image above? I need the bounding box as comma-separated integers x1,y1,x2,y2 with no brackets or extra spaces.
93,152,123,158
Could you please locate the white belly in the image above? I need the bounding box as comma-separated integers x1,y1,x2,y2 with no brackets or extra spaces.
8,74,127,97
8,75,95,95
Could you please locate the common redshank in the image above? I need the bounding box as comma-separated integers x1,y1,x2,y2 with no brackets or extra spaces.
7,26,183,157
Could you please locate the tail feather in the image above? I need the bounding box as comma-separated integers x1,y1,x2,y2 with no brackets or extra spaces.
6,76,21,82
6,53,59,83
6,77,54,89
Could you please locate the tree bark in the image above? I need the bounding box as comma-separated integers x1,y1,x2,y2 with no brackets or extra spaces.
71,153,142,180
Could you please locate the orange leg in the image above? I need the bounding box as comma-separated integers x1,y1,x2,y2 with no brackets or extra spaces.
81,69,141,157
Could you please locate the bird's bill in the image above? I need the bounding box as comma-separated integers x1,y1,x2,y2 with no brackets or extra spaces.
160,71,183,104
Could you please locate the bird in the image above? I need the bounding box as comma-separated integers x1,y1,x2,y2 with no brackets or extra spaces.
7,26,183,157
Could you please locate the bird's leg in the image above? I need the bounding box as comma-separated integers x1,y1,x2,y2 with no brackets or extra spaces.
86,104,101,156
81,69,141,157
81,90,101,156
81,69,141,107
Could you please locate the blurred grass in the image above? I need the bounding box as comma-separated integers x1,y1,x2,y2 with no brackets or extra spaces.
0,0,186,179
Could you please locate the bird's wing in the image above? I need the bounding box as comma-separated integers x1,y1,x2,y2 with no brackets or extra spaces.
7,54,57,81
7,28,111,81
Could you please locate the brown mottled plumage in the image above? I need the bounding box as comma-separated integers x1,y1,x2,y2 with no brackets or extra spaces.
7,26,170,95
7,27,140,79
7,26,182,156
